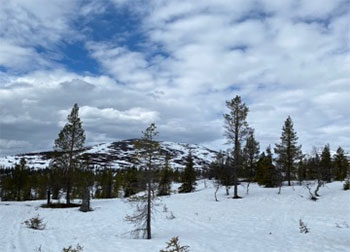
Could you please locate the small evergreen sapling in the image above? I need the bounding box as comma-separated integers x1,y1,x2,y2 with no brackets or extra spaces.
160,237,190,252
299,219,309,233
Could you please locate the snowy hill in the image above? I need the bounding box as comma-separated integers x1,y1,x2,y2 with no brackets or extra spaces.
0,181,349,252
0,139,218,170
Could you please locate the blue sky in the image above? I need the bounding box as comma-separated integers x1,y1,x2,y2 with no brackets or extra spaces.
0,0,350,155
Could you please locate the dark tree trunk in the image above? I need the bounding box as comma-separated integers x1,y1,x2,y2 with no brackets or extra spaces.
215,185,220,201
80,186,91,212
66,180,71,205
287,165,291,186
47,188,51,205
233,122,240,199
147,180,151,239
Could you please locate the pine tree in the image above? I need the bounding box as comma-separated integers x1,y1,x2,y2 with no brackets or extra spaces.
126,123,160,239
256,146,278,188
178,151,197,193
123,167,140,197
95,167,114,198
158,155,172,196
242,130,260,194
333,147,348,181
52,103,86,205
304,147,321,180
320,144,332,182
12,158,29,201
223,95,250,198
310,147,324,197
210,151,233,195
274,116,302,186
297,159,306,185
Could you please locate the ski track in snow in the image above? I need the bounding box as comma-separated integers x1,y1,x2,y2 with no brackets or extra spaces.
0,181,349,252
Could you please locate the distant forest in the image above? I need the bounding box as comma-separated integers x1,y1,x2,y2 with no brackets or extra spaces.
1,96,349,204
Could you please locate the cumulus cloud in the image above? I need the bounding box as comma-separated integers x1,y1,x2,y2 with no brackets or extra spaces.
0,0,349,156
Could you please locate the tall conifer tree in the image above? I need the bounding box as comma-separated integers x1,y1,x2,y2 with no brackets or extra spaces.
179,151,197,193
242,130,260,194
274,116,302,186
53,103,85,204
333,147,348,181
320,144,332,182
224,95,250,198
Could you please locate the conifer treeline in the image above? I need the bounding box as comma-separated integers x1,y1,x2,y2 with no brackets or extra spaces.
0,97,349,202
0,158,190,201
210,95,349,194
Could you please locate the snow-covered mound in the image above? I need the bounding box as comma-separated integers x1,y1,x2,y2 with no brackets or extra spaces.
0,139,218,170
0,181,349,252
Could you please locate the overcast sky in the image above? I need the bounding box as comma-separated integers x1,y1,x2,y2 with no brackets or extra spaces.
0,0,349,156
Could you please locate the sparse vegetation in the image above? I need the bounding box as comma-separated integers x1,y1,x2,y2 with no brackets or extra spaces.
343,179,350,191
299,219,309,234
62,244,83,252
160,237,190,252
24,215,46,230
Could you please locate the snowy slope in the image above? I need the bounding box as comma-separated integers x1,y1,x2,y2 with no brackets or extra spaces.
0,139,218,170
0,181,349,252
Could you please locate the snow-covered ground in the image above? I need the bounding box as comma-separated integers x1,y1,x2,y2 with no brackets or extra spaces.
0,181,349,252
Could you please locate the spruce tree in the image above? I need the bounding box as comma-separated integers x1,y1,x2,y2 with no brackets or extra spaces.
320,144,332,182
178,151,197,193
297,159,306,185
242,130,260,194
333,147,348,181
223,95,250,198
12,158,29,201
123,167,140,197
274,116,302,186
256,146,278,188
158,155,172,196
53,103,85,205
209,151,233,195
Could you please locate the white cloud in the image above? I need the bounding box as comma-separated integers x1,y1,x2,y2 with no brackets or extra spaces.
0,0,84,71
58,106,159,126
0,0,350,156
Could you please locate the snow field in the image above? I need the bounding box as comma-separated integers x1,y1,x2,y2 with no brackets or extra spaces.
0,181,349,252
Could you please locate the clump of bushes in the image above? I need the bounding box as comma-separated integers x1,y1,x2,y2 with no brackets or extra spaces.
24,215,46,230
